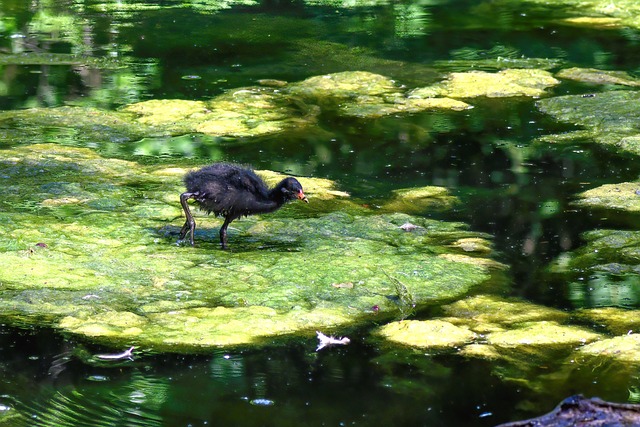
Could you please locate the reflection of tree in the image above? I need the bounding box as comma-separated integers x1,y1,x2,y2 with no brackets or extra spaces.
0,1,150,109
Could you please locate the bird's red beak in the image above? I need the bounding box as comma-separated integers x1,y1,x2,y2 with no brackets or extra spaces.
298,190,309,203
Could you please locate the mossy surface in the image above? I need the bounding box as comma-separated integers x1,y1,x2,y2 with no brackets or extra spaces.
0,144,499,353
537,91,640,156
374,295,599,352
575,307,640,335
574,181,640,213
286,71,472,118
374,319,477,349
556,67,640,87
523,0,640,30
411,69,559,99
373,293,640,396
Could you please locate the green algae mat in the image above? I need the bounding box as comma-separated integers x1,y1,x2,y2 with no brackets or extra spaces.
0,144,501,353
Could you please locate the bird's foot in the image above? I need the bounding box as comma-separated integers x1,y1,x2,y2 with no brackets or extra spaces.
176,239,194,247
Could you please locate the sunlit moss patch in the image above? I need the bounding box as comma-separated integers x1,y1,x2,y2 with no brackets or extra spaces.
123,88,314,138
485,321,600,348
441,294,569,332
574,182,640,213
0,144,501,353
412,69,559,99
556,67,640,87
560,16,622,28
537,90,640,156
578,334,640,363
374,320,477,349
575,307,640,335
0,106,147,143
381,186,458,214
373,295,602,362
287,71,471,118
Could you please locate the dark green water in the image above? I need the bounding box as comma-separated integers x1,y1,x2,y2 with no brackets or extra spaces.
2,0,640,426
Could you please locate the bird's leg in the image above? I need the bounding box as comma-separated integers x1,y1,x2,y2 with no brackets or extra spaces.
179,192,197,246
219,217,232,250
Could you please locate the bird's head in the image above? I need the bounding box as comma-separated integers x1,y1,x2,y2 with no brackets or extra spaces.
280,177,309,203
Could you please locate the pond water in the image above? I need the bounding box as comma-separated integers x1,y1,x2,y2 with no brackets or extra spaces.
1,0,640,426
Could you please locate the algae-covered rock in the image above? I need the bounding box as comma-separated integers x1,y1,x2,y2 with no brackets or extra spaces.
548,229,640,272
338,97,471,118
574,181,640,213
577,334,640,363
0,144,501,353
124,86,316,138
561,16,623,28
538,91,640,131
556,67,640,87
288,71,399,100
286,71,471,118
486,321,600,348
374,319,477,349
575,307,640,335
0,106,147,144
411,69,560,99
523,0,640,30
381,186,458,214
537,91,640,156
441,294,569,333
122,99,209,133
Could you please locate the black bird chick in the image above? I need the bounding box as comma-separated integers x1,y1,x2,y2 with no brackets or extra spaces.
179,163,308,249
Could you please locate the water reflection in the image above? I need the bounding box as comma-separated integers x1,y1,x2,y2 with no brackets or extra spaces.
0,328,526,426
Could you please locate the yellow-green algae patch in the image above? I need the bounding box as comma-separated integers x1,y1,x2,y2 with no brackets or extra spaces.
123,86,315,138
381,186,458,214
0,144,501,353
122,99,209,134
524,0,640,31
547,229,640,274
411,69,560,99
286,71,472,118
556,67,640,87
0,71,473,145
537,90,640,156
288,71,399,99
372,294,604,378
441,294,569,332
573,181,640,213
448,238,493,254
375,320,477,349
577,334,640,363
485,321,600,348
0,105,148,143
560,16,622,29
575,307,640,335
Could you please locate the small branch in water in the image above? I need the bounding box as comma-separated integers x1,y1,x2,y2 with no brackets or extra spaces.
316,331,350,351
95,346,135,361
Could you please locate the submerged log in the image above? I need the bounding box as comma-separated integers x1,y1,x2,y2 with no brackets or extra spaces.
497,395,640,427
